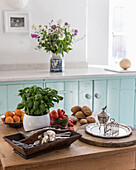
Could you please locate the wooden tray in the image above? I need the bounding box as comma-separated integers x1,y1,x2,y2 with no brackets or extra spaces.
77,124,136,148
3,126,81,159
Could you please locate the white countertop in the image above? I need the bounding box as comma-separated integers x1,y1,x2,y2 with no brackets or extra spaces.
0,66,136,82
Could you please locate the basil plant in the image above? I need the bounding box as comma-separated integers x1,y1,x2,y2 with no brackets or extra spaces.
17,85,63,116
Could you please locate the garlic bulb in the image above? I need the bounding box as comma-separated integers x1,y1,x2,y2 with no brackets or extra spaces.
41,135,49,144
37,130,57,144
46,130,56,136
34,140,40,146
46,130,56,142
38,135,42,140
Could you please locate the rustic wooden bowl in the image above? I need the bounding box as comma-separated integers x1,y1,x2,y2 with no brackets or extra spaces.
3,121,23,128
3,126,82,159
1,115,23,128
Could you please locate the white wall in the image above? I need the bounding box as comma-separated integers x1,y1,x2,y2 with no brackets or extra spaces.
87,0,109,65
0,0,87,68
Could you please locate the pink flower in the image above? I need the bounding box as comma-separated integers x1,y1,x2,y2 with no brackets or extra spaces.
51,25,57,30
31,34,38,38
74,29,78,35
65,22,69,25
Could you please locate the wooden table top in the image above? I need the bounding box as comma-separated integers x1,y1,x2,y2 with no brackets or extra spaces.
0,122,136,170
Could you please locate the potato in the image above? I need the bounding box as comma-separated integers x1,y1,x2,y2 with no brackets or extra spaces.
86,116,96,123
82,106,92,116
80,119,88,125
75,111,86,118
71,106,82,113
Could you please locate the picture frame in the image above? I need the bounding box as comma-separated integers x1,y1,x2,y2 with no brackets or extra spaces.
4,11,30,33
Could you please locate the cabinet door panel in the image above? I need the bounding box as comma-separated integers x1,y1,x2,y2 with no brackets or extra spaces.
107,80,120,122
0,86,7,114
120,79,135,126
23,83,43,88
46,82,64,111
64,81,78,114
79,81,92,109
94,80,107,113
7,85,24,111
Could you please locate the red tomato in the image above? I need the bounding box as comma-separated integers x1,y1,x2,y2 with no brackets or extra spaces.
53,123,58,125
57,109,62,115
68,127,74,131
51,110,59,120
59,112,64,118
49,112,53,119
71,120,77,124
68,120,74,127
62,110,65,114
50,119,55,125
63,115,68,119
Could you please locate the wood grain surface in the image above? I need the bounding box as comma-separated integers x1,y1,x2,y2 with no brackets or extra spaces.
0,122,136,170
77,124,136,147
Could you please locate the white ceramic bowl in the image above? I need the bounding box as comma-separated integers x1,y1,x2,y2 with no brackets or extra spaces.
23,114,50,131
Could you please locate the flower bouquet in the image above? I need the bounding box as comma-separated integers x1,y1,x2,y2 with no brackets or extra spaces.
31,20,80,72
31,20,78,56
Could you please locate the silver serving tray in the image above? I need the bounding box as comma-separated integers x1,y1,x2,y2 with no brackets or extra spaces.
86,123,132,139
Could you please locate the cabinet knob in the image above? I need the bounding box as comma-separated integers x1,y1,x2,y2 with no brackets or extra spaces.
85,94,91,99
95,93,101,99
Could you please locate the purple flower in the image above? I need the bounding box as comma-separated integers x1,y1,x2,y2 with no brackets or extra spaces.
31,34,38,38
74,29,78,35
65,22,69,25
51,25,57,30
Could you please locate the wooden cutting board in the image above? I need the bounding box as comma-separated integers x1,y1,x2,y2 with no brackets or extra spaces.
77,124,136,147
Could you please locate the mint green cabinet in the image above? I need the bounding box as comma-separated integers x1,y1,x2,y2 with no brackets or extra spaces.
7,84,23,111
94,80,107,113
23,83,44,88
79,81,92,109
64,81,78,114
46,82,64,111
107,80,120,122
0,77,136,127
0,81,44,114
0,86,7,113
107,78,135,126
7,82,44,112
46,81,78,114
119,79,135,126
